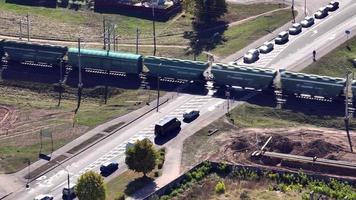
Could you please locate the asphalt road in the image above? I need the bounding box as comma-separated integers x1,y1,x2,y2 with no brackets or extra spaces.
8,84,228,199
230,0,355,69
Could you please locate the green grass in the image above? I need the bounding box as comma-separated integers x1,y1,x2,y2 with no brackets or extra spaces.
211,10,295,57
0,139,70,173
302,35,356,77
106,170,142,200
228,103,353,129
0,1,287,44
0,0,86,24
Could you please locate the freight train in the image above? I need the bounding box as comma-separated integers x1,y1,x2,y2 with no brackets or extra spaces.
0,39,352,100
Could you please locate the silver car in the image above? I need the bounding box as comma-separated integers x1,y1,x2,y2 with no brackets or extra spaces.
315,7,328,19
243,49,259,63
301,16,315,28
288,23,302,35
275,31,289,45
259,41,274,54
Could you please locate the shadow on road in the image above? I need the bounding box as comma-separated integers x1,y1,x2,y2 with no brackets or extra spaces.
154,128,181,145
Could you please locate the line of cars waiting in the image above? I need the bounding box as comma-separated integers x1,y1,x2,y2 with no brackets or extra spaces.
242,1,339,64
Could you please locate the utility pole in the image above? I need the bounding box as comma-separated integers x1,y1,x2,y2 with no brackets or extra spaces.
26,13,30,41
291,0,295,23
75,38,83,114
136,28,140,54
103,17,106,50
156,63,161,112
345,72,353,153
107,23,111,52
152,0,156,56
113,24,116,51
58,59,63,107
19,19,22,40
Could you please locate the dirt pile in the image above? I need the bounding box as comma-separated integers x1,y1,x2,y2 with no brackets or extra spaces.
303,139,342,157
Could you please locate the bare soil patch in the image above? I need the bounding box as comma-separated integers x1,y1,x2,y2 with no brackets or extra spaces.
209,127,356,177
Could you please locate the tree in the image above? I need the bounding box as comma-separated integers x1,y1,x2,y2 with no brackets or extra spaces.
125,138,157,176
76,171,106,200
183,0,227,24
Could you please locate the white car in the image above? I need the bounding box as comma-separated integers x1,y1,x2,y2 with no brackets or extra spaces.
288,23,302,35
258,41,274,54
183,109,200,121
243,49,260,63
275,31,289,45
301,16,315,28
34,194,54,200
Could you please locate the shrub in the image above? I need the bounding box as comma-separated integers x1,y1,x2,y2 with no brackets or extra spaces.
154,171,160,177
215,181,226,194
160,195,169,200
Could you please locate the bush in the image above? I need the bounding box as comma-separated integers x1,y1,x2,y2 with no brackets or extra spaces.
159,195,170,200
215,181,226,194
154,171,160,177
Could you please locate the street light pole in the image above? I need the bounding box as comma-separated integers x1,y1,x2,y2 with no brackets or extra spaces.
56,161,70,197
304,0,307,17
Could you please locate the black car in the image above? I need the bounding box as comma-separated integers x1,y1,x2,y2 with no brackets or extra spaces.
100,162,119,176
327,1,339,11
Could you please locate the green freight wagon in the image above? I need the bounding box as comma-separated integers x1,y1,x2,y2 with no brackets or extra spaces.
67,48,143,74
280,70,346,98
143,56,209,80
351,80,356,100
2,40,67,65
211,63,277,90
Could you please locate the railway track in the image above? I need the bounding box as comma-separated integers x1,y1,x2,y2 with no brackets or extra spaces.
255,151,356,171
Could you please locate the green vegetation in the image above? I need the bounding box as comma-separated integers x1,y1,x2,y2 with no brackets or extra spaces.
158,162,356,200
125,138,157,176
0,139,69,173
214,181,226,194
211,10,295,57
302,35,356,77
67,133,105,154
106,147,165,199
76,171,106,200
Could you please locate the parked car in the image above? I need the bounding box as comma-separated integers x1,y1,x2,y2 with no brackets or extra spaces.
183,109,200,121
34,194,54,200
275,31,289,45
288,23,302,35
100,162,119,176
314,7,328,19
243,49,259,63
259,41,274,54
327,1,339,11
301,16,315,28
62,184,76,200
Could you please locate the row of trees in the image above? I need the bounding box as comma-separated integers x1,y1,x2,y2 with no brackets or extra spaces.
75,139,159,200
